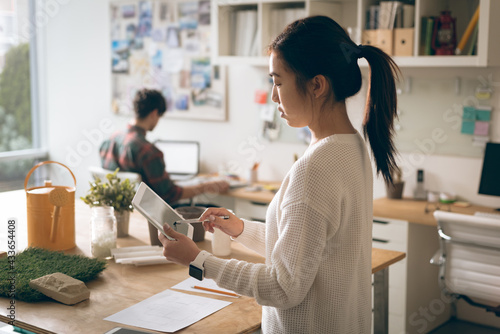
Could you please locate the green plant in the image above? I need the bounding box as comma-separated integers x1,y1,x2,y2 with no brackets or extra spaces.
81,168,136,213
0,247,106,302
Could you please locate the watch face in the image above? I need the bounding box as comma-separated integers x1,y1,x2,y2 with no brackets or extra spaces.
189,265,203,281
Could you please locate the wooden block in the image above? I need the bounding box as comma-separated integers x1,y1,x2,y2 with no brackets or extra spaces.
29,272,90,305
394,28,414,56
0,251,6,259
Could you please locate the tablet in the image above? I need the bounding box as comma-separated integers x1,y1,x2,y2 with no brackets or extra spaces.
132,182,194,241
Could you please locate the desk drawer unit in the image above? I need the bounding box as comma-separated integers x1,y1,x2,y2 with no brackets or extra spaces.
372,216,409,334
235,199,268,222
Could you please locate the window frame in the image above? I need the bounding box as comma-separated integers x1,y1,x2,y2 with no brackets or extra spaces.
0,0,47,165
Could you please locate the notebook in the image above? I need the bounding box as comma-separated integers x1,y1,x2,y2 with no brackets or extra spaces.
154,140,200,181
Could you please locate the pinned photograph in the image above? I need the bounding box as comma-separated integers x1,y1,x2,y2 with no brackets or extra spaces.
179,70,190,88
126,23,136,41
178,1,198,30
166,25,180,48
159,1,172,22
137,1,152,37
206,91,222,108
198,1,211,25
151,50,162,69
152,28,165,42
191,88,207,106
121,4,135,18
182,29,200,56
111,40,130,73
190,58,211,89
175,94,189,110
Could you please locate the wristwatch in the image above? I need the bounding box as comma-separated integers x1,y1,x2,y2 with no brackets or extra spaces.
189,250,211,281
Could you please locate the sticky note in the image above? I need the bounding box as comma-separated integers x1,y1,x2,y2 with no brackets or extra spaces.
476,109,491,121
474,121,489,136
254,90,268,104
462,106,476,120
461,120,475,134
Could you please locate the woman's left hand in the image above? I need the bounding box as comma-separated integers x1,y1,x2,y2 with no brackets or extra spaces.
158,223,201,266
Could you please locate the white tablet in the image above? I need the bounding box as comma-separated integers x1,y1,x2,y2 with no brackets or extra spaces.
132,182,194,241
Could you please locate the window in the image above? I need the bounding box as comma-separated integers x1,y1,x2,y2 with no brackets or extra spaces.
0,0,46,191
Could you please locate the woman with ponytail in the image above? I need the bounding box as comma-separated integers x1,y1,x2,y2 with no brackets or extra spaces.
158,16,400,334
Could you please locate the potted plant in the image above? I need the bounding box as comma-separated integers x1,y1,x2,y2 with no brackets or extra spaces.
386,168,405,199
81,168,137,237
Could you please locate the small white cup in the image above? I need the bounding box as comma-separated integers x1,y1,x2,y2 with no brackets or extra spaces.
212,228,231,256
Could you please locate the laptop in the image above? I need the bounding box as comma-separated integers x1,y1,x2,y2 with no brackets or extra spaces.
154,140,200,181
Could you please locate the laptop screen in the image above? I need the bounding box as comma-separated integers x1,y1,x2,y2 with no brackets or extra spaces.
154,140,200,177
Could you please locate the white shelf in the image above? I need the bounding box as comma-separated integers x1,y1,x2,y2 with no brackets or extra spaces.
212,0,500,68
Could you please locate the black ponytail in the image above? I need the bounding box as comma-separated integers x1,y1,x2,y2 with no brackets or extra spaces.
361,45,401,185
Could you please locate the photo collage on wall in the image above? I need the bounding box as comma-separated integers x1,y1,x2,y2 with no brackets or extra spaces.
110,0,226,121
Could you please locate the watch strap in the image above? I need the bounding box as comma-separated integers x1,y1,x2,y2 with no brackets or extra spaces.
190,250,211,270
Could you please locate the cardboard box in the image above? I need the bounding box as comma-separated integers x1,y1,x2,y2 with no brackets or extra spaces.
362,29,393,56
394,28,414,56
361,29,378,47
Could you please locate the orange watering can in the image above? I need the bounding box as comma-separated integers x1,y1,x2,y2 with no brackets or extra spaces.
24,161,76,251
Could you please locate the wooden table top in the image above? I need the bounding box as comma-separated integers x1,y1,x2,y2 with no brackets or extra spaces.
373,197,499,227
225,182,280,204
0,190,405,334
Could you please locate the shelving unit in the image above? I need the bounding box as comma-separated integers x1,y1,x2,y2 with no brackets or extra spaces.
211,0,500,67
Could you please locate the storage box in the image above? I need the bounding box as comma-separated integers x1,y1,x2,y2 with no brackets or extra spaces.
362,29,393,56
393,28,414,56
361,29,378,47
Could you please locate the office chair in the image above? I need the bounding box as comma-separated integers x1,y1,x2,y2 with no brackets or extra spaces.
430,210,500,317
88,166,142,186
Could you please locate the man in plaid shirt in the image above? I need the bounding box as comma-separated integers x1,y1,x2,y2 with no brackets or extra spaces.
99,89,229,205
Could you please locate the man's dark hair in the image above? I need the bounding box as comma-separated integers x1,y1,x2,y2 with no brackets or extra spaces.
133,89,167,119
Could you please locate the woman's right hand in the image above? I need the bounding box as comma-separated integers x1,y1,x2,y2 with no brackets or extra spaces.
199,207,244,238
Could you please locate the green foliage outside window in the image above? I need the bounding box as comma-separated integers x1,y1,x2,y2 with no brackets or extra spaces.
0,43,32,152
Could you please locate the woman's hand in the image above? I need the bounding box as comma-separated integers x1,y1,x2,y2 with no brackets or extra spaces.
199,207,244,238
158,224,201,266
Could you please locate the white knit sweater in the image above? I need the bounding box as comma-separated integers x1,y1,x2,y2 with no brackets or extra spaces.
204,133,373,333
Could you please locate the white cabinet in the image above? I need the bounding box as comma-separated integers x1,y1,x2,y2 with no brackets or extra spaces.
373,216,452,334
372,216,409,334
212,0,500,67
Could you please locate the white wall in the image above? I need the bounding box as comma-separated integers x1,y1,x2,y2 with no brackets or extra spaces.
41,0,500,213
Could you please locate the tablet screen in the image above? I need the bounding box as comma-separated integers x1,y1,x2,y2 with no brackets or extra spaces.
138,186,182,227
132,182,192,239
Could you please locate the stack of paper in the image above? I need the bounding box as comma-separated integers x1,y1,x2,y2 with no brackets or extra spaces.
111,246,171,266
105,289,232,333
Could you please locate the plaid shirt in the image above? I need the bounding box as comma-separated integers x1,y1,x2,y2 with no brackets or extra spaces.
99,124,183,204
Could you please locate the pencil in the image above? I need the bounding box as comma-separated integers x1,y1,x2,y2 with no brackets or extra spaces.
193,285,239,297
456,5,480,55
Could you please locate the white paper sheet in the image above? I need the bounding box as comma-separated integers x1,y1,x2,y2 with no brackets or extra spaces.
104,289,231,333
171,277,241,298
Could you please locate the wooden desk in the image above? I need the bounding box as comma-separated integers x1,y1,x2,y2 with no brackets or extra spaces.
226,183,279,204
0,191,404,334
373,197,498,226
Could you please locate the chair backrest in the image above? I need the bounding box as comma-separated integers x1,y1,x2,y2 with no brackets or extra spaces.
88,166,142,185
434,210,500,305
